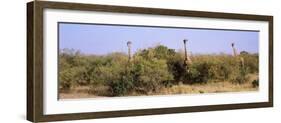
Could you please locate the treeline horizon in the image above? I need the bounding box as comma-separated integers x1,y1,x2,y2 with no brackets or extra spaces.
59,45,259,96
59,48,258,57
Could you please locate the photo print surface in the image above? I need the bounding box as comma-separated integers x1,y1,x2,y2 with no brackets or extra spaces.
58,22,259,99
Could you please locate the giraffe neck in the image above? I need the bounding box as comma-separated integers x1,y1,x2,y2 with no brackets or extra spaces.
232,47,238,57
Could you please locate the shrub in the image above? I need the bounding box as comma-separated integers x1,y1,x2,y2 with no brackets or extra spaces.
181,55,254,84
241,53,259,74
58,47,259,95
252,79,259,88
59,67,87,90
109,72,134,96
166,54,186,83
182,55,226,84
232,74,247,84
183,62,212,84
132,56,174,93
88,53,129,92
137,45,176,60
137,45,185,85
59,70,73,91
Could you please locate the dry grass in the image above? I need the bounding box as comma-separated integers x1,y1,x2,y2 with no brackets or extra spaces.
59,74,258,99
157,81,257,95
59,86,112,99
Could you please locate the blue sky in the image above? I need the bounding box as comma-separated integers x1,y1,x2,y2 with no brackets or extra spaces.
59,23,259,55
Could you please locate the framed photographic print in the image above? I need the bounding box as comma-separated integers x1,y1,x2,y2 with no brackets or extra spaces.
27,1,273,122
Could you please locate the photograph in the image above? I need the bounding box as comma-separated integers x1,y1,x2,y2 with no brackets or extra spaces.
58,22,259,99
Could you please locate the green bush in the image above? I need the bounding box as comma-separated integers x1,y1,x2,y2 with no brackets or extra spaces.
166,54,186,83
59,69,73,91
252,79,259,87
241,53,259,74
181,55,252,84
88,53,129,90
132,56,174,93
59,46,259,95
109,72,134,96
183,62,212,84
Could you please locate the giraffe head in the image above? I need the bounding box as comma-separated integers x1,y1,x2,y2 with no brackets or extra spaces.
183,39,188,44
127,41,132,47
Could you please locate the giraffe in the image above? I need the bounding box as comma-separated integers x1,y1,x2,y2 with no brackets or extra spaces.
127,41,132,62
231,43,245,69
231,43,238,57
183,39,192,67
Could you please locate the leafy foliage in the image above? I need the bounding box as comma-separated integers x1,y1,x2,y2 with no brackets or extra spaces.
59,45,259,96
132,55,173,93
252,79,259,88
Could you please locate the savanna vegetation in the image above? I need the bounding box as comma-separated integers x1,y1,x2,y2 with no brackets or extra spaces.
59,45,259,99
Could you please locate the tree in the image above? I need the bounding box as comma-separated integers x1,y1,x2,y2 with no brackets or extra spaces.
132,54,174,93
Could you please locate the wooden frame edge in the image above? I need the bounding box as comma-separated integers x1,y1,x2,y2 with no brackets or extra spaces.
27,1,34,122
27,1,274,122
27,1,45,122
268,16,274,107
